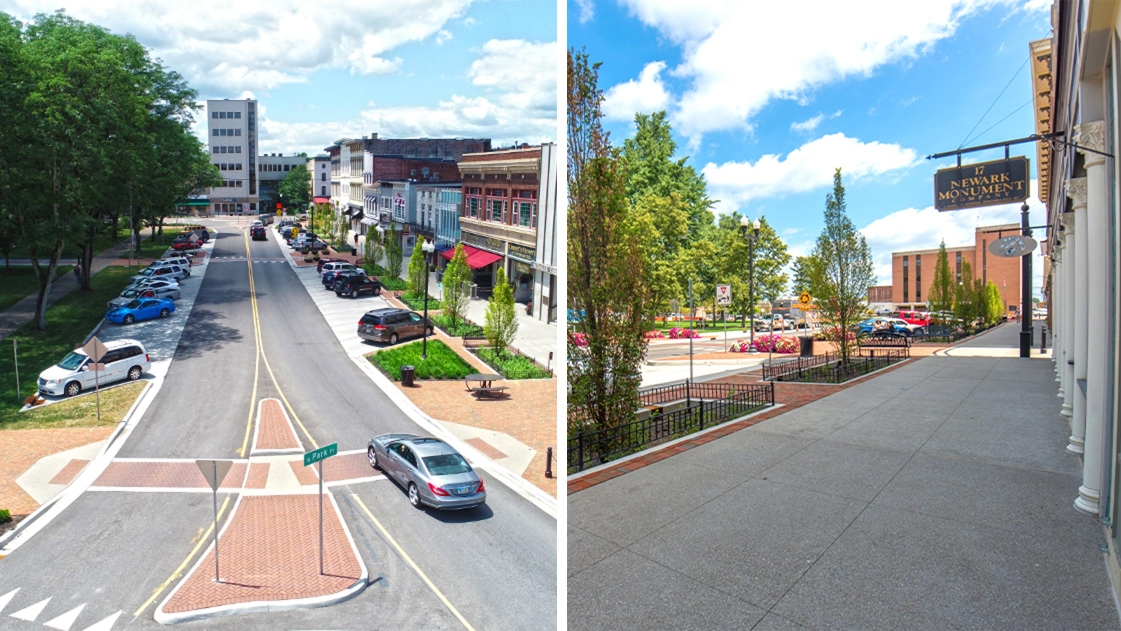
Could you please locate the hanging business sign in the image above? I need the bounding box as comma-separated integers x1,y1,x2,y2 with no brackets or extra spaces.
934,156,1029,211
988,234,1038,258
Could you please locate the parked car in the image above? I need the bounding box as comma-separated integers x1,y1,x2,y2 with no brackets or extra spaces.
367,434,486,510
38,339,150,397
280,225,299,240
322,264,359,288
887,317,925,336
289,231,317,246
171,239,202,252
317,257,349,274
130,265,188,284
858,317,895,335
896,310,932,328
154,256,192,269
105,298,176,325
250,225,267,241
108,285,180,309
357,308,432,345
124,278,179,293
300,239,330,254
258,213,274,225
334,274,381,298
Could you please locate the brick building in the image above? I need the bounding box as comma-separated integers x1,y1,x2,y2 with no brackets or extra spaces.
891,223,1022,314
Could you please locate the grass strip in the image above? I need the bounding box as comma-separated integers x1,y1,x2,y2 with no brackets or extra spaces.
398,291,442,311
0,265,137,425
8,381,145,430
431,313,484,338
371,339,474,381
475,347,552,380
0,266,73,313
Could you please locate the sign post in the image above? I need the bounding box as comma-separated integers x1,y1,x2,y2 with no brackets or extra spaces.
195,459,234,583
717,285,731,351
304,443,338,575
82,337,108,422
12,339,18,404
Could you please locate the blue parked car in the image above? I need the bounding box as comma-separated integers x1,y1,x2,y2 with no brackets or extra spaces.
105,298,175,325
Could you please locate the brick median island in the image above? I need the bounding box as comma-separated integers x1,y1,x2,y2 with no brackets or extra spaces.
254,399,301,452
160,494,363,616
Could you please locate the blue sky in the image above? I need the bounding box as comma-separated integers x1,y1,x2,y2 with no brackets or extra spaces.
1,0,558,154
570,0,1051,293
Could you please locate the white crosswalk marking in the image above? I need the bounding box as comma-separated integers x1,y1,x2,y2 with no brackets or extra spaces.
78,610,121,631
0,588,19,614
44,603,85,630
9,596,49,621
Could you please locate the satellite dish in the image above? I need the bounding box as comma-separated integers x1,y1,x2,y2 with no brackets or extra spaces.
988,234,1037,258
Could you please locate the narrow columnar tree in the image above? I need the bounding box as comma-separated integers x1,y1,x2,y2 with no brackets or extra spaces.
385,226,403,278
806,168,876,363
953,260,977,325
441,243,471,326
983,280,1004,325
363,229,384,271
407,238,426,296
568,49,652,434
484,267,518,356
927,241,955,317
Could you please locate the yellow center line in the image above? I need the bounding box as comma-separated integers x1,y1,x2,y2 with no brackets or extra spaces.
350,494,476,631
238,228,261,457
133,496,231,617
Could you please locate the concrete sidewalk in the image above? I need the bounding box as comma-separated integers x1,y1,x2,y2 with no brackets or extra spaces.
569,323,1119,630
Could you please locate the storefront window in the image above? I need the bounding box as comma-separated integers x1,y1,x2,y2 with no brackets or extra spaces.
519,202,532,227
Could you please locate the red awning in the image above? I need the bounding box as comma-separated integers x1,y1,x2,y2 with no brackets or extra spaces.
440,244,503,269
313,196,330,204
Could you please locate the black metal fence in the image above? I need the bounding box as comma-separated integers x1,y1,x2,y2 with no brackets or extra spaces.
773,348,908,384
761,352,838,381
637,381,761,407
464,339,554,379
568,382,775,473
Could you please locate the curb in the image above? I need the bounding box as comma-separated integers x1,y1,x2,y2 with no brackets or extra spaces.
153,492,368,624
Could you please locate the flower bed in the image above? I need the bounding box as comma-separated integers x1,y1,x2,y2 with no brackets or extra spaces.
815,326,856,342
645,330,666,339
568,332,589,347
729,333,798,354
667,327,701,339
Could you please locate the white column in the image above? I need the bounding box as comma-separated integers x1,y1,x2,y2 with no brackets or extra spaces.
1075,121,1108,515
1052,251,1063,387
1061,210,1076,421
1067,178,1088,454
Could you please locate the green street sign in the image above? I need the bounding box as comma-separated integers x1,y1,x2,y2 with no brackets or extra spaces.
304,442,338,467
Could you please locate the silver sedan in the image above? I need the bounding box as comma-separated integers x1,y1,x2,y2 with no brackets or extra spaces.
367,433,486,510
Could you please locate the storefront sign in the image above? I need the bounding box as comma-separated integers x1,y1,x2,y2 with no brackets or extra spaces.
507,243,537,262
533,262,557,274
935,157,1029,211
462,231,504,254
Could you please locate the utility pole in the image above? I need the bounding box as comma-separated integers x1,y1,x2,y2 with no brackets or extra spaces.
1020,203,1032,358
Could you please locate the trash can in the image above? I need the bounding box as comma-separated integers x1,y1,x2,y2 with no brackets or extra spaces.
401,365,415,387
799,335,814,357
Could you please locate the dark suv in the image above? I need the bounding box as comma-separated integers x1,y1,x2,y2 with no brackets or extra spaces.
250,225,267,240
322,265,359,289
334,274,381,298
358,308,432,345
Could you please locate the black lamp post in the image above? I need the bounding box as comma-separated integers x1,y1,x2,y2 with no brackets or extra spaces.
421,239,435,359
740,216,761,351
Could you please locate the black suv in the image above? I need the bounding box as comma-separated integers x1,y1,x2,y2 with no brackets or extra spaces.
250,225,267,240
322,265,359,289
334,274,381,298
358,308,432,345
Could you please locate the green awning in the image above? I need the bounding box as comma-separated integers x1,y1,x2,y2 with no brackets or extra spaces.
175,199,211,207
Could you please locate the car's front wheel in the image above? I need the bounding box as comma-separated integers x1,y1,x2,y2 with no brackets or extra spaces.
128,366,142,381
408,483,422,508
350,289,358,298
123,314,135,324
368,447,378,470
65,381,81,397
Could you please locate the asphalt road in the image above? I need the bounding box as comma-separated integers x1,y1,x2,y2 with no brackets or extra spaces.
0,222,556,630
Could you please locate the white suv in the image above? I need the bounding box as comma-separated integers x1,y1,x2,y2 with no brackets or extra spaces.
38,339,151,397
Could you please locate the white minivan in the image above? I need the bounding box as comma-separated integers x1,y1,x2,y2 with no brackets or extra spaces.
38,339,151,397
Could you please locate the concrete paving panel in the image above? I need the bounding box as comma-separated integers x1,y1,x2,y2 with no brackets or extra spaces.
568,524,621,578
771,505,1118,631
567,550,767,631
668,428,814,477
759,439,913,502
569,459,753,547
826,407,949,453
751,612,809,630
627,479,866,609
922,405,1075,472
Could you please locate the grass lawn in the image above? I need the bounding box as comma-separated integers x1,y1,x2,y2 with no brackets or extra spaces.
431,313,484,338
0,266,72,313
7,381,145,430
0,265,137,426
10,230,122,260
398,291,442,311
649,320,750,332
475,347,552,379
370,339,474,381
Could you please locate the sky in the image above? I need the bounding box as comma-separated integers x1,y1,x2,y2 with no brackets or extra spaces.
0,0,558,155
570,0,1052,296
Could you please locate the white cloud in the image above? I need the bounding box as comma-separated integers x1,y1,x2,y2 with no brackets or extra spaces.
436,30,453,45
790,110,841,134
859,179,1043,284
702,133,919,214
256,39,557,154
1,0,476,92
619,0,1017,142
602,61,671,121
574,0,595,23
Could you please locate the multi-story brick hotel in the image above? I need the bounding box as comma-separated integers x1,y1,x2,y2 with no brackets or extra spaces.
890,223,1023,315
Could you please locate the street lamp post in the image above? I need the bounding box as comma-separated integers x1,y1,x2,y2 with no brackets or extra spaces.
421,239,435,360
740,217,761,352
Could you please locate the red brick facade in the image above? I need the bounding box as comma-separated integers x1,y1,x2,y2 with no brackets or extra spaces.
368,157,460,183
363,135,490,161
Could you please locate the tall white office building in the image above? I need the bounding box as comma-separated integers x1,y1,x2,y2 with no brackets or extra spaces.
206,99,259,214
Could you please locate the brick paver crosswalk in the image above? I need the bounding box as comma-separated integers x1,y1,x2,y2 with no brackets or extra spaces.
253,399,302,453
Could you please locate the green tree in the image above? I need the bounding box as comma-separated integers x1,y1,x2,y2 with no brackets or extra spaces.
927,241,955,317
278,165,310,209
806,168,876,363
363,230,384,271
441,243,471,326
791,256,814,295
385,226,403,278
484,267,518,355
568,49,652,436
621,111,713,240
716,213,790,328
626,192,688,321
407,238,427,296
953,260,978,325
983,280,1004,325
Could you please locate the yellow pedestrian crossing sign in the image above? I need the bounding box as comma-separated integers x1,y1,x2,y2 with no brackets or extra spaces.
798,291,812,307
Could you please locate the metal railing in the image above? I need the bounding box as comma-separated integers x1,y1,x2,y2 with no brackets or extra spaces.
761,352,838,381
464,339,554,378
568,382,775,473
637,380,762,407
772,348,908,384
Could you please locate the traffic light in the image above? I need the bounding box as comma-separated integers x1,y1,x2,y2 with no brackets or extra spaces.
276,202,282,209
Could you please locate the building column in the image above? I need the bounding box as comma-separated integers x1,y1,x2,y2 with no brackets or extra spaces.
1051,249,1062,386
1067,179,1088,454
1061,210,1075,421
1075,121,1108,515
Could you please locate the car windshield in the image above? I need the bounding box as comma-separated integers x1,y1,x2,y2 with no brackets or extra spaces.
125,300,142,309
57,351,87,370
422,453,472,476
138,269,154,277
121,290,139,298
